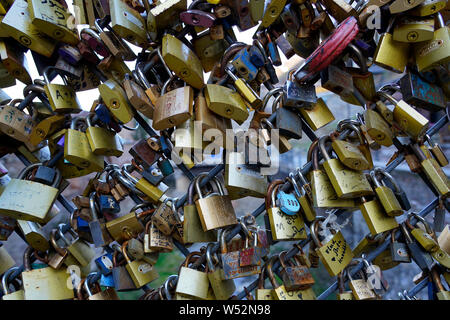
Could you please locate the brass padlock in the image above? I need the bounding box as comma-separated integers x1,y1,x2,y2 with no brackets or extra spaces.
0,163,60,223
22,247,75,300
106,203,145,244
175,251,210,300
308,141,356,208
110,0,148,48
122,241,158,288
194,176,238,231
161,34,204,89
359,196,399,236
0,100,36,143
310,217,354,277
205,243,236,300
64,118,104,172
98,79,135,124
204,84,249,124
370,168,404,217
1,0,56,58
85,113,123,157
319,135,373,199
0,40,32,85
288,171,316,222
28,0,79,45
58,224,95,267
183,175,217,244
1,267,25,300
153,79,194,131
266,182,307,241
299,98,335,131
43,67,82,114
363,108,394,147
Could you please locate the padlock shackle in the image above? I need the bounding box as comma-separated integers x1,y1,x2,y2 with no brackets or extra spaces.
271,93,283,114
58,223,78,248
257,265,268,289
318,135,332,162
1,266,19,295
23,246,34,271
400,222,413,244
372,167,401,192
262,87,283,111
310,216,326,248
338,122,365,146
406,212,433,235
50,229,68,256
266,256,280,289
431,267,445,292
163,274,178,300
43,66,68,85
205,242,216,272
89,192,100,221
347,43,367,74
377,91,398,106
84,272,100,297
287,173,304,197
436,13,445,28
80,28,102,42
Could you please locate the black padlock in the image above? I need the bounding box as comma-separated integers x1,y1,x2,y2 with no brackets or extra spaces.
34,166,57,185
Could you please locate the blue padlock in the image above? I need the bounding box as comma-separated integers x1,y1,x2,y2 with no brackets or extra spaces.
98,195,120,215
277,190,300,215
95,103,112,124
248,46,265,68
100,273,115,287
231,48,259,81
95,252,114,275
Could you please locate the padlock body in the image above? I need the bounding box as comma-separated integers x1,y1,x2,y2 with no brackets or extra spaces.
359,199,399,236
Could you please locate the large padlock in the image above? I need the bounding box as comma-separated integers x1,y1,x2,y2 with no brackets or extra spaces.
22,247,74,300
175,251,210,300
204,84,249,125
28,0,79,45
98,79,135,124
1,0,56,58
110,0,148,48
0,163,61,223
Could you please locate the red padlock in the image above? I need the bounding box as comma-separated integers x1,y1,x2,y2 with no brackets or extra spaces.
294,16,359,83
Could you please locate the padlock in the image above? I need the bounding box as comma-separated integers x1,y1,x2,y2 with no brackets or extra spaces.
0,244,15,276
266,182,307,241
370,168,404,217
0,163,61,223
347,266,376,300
194,175,237,231
280,3,300,34
411,143,450,198
332,123,371,171
388,228,411,263
0,100,36,143
17,219,49,252
64,118,104,172
161,34,204,89
205,243,236,300
58,224,95,267
98,79,135,124
337,268,354,300
373,18,410,73
122,241,158,288
106,203,145,244
0,40,32,85
363,108,393,147
28,0,79,45
321,64,358,106
151,197,179,236
204,84,249,124
260,0,288,28
359,196,399,236
183,174,217,244
308,142,356,208
259,118,292,154
220,228,261,280
266,256,316,300
231,48,259,82
111,247,136,291
414,13,450,71
311,217,354,276
255,265,275,300
393,16,434,43
272,101,302,140
144,220,173,253
48,229,70,269
22,247,75,300
43,67,82,114
153,79,194,131
409,0,447,16
1,0,56,58
378,90,429,140
400,222,434,271
84,274,120,300
319,135,373,199
238,222,262,267
88,191,114,247
284,70,317,108
279,251,315,291
129,138,160,169
120,164,169,204
1,267,25,300
146,0,187,41
175,251,210,299
110,0,148,48
405,212,439,253
123,72,155,119
389,0,426,13
399,72,446,112
94,18,136,61
225,66,262,109
423,135,449,168
85,113,123,157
